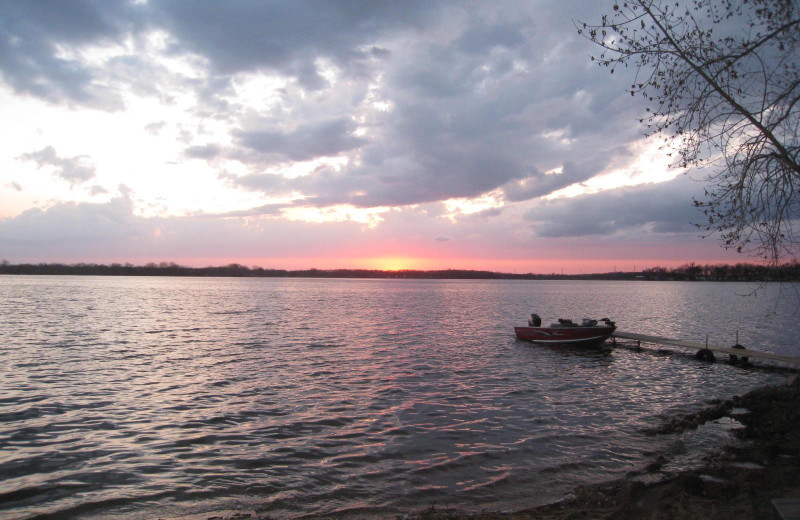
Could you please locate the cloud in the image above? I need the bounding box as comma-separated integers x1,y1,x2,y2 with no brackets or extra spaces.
234,118,366,162
225,3,646,209
434,235,451,242
87,185,108,196
0,193,362,261
184,144,222,160
218,171,292,195
525,176,703,238
0,193,137,248
212,203,291,218
149,2,441,89
459,207,504,222
0,1,655,213
0,2,435,105
18,146,96,185
6,182,22,191
503,160,610,202
0,2,647,208
0,0,137,109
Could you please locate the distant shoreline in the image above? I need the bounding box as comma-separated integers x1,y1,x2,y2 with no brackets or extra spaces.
1,261,798,281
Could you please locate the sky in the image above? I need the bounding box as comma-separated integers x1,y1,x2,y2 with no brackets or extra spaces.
0,0,751,273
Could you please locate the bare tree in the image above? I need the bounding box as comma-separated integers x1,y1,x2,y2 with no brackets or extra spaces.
580,0,800,264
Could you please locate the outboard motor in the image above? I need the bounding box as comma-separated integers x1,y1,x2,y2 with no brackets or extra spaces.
600,318,616,327
528,313,542,327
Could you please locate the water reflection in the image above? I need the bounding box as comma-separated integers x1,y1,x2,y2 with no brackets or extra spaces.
0,277,796,518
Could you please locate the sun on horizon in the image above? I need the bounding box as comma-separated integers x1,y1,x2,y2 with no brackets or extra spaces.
369,257,425,271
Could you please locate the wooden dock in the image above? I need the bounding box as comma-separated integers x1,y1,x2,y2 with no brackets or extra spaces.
613,331,800,367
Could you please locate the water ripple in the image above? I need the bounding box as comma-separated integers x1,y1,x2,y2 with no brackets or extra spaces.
0,276,796,519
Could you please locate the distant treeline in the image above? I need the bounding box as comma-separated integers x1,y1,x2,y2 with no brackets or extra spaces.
640,262,800,281
1,260,799,281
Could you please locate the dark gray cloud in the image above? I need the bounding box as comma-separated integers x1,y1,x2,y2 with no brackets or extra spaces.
235,118,366,162
261,1,646,208
503,160,612,202
0,0,139,108
526,175,704,238
460,207,504,222
0,1,436,106
19,146,96,185
455,21,527,54
149,1,440,89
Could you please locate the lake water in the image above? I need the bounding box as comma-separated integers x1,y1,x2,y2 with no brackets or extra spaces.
1,276,798,519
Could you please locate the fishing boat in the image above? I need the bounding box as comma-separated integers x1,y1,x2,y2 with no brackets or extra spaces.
514,314,616,347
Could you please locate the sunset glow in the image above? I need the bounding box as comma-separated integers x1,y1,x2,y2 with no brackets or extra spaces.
369,257,425,272
0,2,750,272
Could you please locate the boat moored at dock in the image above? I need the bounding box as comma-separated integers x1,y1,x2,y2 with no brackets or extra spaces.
515,314,616,347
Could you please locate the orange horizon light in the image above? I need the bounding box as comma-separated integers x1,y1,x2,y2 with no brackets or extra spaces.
73,254,753,275
369,257,425,271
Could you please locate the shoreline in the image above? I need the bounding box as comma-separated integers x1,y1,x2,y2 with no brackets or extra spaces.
411,377,800,520
3,262,800,282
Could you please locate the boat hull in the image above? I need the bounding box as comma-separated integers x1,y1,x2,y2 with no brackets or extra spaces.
514,325,615,347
